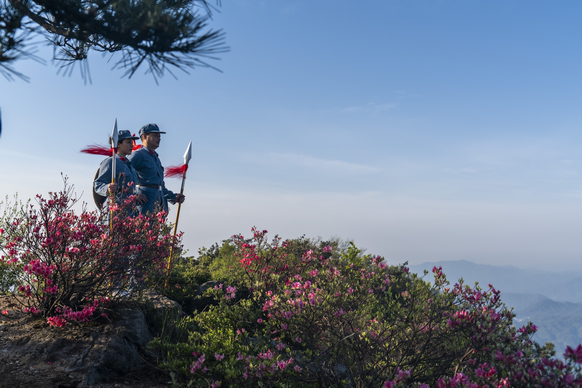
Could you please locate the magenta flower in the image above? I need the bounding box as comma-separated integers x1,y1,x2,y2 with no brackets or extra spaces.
295,336,302,343
215,353,225,361
564,344,582,363
257,318,263,324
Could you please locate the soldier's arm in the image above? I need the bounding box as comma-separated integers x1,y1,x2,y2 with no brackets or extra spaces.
162,183,178,204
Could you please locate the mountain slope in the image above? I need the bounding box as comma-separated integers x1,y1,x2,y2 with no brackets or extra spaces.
407,260,582,356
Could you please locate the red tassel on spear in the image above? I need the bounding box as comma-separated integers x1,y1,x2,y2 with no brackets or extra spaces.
81,144,114,156
164,164,188,178
164,141,192,287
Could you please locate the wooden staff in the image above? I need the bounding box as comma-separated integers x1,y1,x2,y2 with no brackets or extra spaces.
109,119,118,231
164,141,192,287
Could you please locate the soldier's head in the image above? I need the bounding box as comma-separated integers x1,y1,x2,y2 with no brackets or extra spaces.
111,130,139,157
139,123,166,151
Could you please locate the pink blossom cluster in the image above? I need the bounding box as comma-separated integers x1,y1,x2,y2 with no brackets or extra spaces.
23,259,55,278
225,285,237,300
190,353,207,373
47,297,109,327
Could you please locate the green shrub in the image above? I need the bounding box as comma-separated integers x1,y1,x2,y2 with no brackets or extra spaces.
149,228,582,387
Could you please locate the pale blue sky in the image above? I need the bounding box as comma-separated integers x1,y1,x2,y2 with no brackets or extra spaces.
1,0,582,270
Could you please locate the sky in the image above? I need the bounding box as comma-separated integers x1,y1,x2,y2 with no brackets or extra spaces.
1,0,582,271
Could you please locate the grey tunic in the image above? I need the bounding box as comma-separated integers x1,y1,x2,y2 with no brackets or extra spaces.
94,155,139,206
127,146,177,215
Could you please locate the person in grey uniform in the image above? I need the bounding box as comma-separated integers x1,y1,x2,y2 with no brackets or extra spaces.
93,130,147,212
128,123,185,215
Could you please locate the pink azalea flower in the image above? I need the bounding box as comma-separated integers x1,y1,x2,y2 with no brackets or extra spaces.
564,344,582,363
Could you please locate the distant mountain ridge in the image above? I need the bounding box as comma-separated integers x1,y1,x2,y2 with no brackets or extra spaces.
408,260,582,357
409,260,582,303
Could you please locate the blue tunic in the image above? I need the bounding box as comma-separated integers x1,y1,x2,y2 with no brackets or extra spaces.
127,147,177,215
94,155,139,204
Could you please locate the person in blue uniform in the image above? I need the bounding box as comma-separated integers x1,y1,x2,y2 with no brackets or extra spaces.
128,123,185,215
93,130,147,211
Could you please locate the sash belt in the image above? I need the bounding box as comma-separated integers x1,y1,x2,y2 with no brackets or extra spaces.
137,184,162,190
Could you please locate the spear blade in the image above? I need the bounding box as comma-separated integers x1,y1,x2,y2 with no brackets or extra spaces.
111,119,119,147
183,141,192,165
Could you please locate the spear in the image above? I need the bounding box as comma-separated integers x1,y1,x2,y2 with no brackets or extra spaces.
164,141,192,287
109,119,119,230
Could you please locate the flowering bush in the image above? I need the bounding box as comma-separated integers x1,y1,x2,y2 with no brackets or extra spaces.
0,178,180,326
0,195,27,293
150,228,582,387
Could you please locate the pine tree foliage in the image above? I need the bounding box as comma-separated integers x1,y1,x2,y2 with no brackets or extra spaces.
0,0,227,81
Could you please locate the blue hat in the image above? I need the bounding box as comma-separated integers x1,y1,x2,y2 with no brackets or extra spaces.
118,130,139,142
139,123,166,137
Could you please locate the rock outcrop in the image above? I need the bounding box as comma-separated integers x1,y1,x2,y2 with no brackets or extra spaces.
0,292,177,387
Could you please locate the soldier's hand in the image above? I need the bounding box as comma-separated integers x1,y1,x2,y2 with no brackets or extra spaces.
175,194,185,204
107,183,118,194
136,194,148,204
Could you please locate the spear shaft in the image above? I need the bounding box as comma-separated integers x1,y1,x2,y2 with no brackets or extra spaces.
164,171,186,287
164,141,192,288
109,119,118,231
